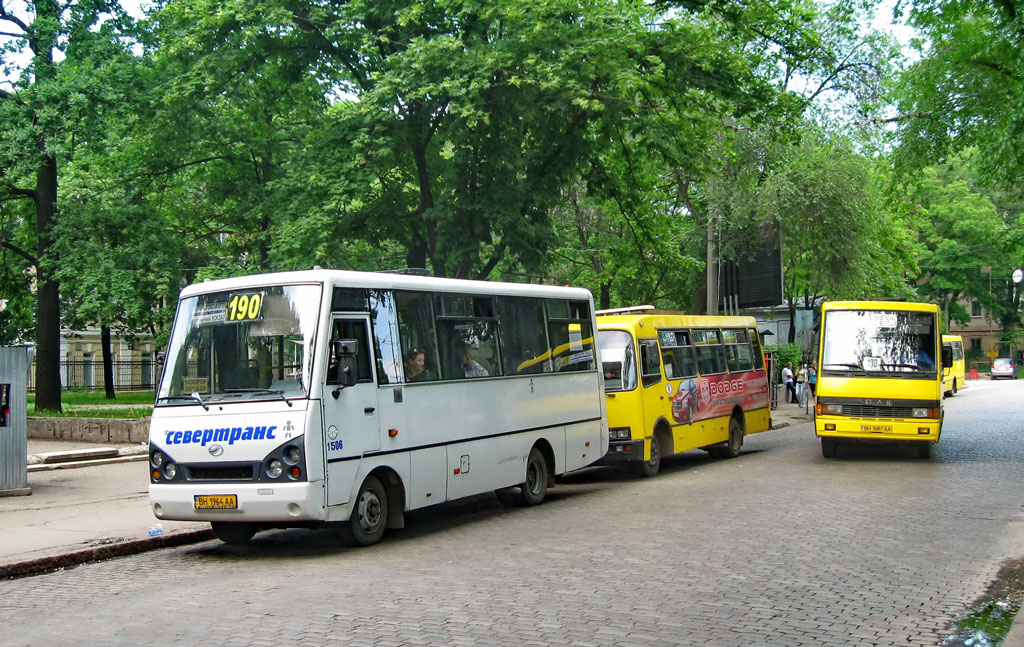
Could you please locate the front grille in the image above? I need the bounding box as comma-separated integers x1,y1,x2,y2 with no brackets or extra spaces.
842,405,914,418
186,466,255,481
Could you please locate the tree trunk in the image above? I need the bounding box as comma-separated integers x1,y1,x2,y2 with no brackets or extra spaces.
28,1,62,412
599,282,611,310
690,265,708,315
101,325,116,400
33,155,62,412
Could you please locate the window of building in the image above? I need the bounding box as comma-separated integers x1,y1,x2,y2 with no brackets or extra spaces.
971,301,982,317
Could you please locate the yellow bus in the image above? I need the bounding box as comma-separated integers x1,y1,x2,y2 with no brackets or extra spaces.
815,301,949,459
595,307,772,477
941,334,966,396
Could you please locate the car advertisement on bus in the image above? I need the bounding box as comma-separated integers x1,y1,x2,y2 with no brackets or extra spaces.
671,371,769,424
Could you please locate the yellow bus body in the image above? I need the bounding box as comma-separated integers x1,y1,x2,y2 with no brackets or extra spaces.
941,334,966,396
815,301,943,458
596,310,772,476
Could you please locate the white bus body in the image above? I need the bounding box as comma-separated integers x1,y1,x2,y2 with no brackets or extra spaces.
149,270,607,545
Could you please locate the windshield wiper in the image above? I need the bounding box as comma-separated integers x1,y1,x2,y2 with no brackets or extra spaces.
223,388,294,407
823,363,864,370
156,392,210,411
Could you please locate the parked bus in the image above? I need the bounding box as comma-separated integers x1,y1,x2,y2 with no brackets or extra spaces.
815,301,949,459
148,269,607,546
941,334,966,396
595,307,772,477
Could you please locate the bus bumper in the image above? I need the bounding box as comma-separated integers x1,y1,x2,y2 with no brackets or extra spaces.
815,417,941,442
149,481,326,523
595,439,646,464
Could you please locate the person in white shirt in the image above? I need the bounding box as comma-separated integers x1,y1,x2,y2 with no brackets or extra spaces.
782,362,798,404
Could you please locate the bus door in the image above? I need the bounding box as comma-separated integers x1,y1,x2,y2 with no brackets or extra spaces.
323,315,380,507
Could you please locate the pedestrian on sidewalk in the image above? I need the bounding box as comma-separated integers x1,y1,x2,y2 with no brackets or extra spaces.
795,363,807,403
808,362,817,398
782,362,799,404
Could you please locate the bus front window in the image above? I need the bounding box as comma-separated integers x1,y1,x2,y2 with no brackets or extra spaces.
598,329,638,392
157,285,322,403
821,310,937,377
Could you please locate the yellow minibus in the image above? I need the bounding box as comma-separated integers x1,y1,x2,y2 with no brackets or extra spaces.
815,301,949,459
941,334,966,396
596,307,772,477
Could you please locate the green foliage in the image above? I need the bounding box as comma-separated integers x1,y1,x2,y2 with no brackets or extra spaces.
766,342,803,380
897,0,1024,188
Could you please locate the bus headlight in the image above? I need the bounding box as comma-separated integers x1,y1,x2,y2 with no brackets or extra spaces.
151,451,164,468
826,404,842,414
283,446,301,465
163,463,177,479
609,427,631,440
266,459,284,479
912,408,928,418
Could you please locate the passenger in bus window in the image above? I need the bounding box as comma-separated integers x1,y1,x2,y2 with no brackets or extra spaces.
405,349,433,382
460,343,489,378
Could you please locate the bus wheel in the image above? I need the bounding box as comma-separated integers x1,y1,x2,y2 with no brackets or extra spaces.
821,437,838,458
347,475,388,546
211,521,258,545
722,417,744,458
638,433,661,477
709,417,743,459
519,447,549,506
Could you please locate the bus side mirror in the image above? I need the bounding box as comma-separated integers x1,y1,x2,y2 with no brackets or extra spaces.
331,339,359,397
941,346,953,369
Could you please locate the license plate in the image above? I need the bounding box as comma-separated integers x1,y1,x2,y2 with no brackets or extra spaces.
861,424,893,433
194,494,238,510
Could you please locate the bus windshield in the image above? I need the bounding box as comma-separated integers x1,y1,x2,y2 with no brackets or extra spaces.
598,329,638,392
821,309,937,377
157,284,322,403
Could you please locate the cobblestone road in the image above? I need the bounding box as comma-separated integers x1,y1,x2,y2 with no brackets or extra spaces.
3,380,1024,647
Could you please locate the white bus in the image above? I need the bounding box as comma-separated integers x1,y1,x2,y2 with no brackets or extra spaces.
148,269,607,546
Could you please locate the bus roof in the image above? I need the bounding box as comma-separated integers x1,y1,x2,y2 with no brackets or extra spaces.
595,310,758,330
179,269,594,302
821,300,940,313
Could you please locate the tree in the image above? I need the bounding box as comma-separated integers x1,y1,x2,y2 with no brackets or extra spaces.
896,0,1024,188
0,0,136,411
711,126,915,341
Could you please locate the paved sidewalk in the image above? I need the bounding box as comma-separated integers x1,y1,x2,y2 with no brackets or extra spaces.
0,438,212,579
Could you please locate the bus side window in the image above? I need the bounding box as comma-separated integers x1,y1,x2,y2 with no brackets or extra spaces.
369,290,401,385
640,339,662,387
497,297,549,375
327,320,373,384
749,328,765,370
394,291,441,383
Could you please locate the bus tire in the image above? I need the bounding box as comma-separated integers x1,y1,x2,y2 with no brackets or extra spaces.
347,475,388,546
821,437,838,458
708,416,743,459
519,447,549,506
637,433,661,477
211,521,258,545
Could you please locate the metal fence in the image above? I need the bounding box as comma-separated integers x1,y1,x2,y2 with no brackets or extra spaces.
28,359,158,392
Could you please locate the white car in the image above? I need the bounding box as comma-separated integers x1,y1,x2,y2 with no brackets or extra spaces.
991,358,1017,380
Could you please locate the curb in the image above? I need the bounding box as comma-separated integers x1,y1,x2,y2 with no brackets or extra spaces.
0,527,214,580
27,454,148,473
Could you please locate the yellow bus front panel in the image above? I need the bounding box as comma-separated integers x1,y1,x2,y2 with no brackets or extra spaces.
816,301,944,449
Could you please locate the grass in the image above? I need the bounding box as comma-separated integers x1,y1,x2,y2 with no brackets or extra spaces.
31,407,153,419
28,390,155,418
28,390,155,406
